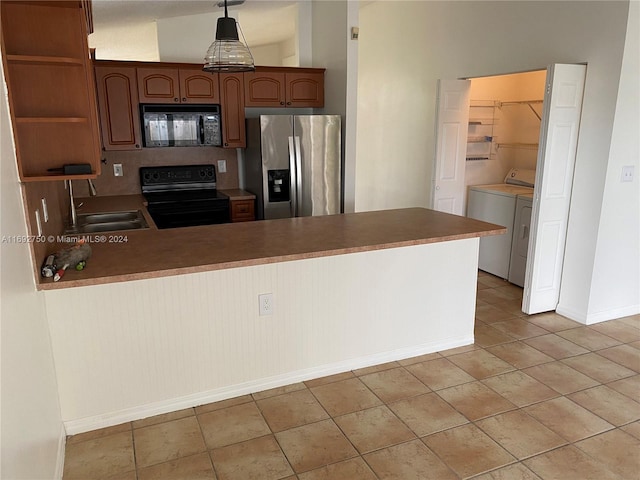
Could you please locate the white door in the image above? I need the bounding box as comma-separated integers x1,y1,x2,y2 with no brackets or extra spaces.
432,79,471,215
523,64,586,314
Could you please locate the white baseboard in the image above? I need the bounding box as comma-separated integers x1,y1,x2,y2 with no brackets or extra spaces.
64,335,473,435
54,424,66,479
584,304,640,325
556,305,588,324
557,303,640,325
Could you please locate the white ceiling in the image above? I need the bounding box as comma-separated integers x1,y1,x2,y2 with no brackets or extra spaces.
91,0,299,47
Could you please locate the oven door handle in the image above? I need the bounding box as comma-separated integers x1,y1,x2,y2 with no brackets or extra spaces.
288,136,297,217
199,116,205,145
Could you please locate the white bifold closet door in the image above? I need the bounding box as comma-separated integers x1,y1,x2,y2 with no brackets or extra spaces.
523,64,586,314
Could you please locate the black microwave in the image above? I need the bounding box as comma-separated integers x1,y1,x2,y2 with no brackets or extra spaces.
140,104,222,147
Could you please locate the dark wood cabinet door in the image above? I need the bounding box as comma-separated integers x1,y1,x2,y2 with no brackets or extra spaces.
95,66,142,150
179,69,220,104
230,199,255,222
286,72,324,107
244,72,286,107
219,73,246,148
137,67,180,103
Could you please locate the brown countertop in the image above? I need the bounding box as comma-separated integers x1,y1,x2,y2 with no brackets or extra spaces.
38,199,505,290
220,189,256,201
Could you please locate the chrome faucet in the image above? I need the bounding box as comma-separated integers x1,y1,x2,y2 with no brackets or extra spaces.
67,179,77,228
67,179,96,228
87,178,97,196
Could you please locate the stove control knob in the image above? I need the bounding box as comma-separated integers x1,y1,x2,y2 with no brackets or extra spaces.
199,169,206,178
152,172,160,181
207,169,214,177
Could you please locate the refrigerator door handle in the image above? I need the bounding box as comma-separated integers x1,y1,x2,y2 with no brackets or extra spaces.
294,136,303,217
288,136,297,217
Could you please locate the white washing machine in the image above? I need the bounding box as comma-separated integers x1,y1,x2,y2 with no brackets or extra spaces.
508,193,533,287
467,184,534,279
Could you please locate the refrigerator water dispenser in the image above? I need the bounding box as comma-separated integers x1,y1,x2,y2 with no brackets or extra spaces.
267,169,290,203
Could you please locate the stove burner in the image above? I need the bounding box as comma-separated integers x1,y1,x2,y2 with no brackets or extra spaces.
140,165,230,229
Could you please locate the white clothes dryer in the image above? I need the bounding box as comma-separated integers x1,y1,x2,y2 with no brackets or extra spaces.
508,193,534,287
467,184,534,280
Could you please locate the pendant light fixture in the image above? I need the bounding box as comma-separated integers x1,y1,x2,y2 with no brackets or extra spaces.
203,0,255,73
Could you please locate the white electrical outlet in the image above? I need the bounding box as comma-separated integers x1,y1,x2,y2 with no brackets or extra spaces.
217,160,227,173
258,293,273,316
113,163,123,177
621,165,634,182
41,198,49,222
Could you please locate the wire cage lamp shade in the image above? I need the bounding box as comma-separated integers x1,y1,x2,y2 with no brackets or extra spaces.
203,1,255,73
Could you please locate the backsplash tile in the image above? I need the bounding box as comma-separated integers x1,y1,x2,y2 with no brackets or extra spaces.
72,147,239,197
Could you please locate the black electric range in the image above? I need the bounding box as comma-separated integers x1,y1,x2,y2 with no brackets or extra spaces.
140,165,229,229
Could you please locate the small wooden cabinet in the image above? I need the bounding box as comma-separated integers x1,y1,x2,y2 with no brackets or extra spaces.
230,199,255,222
179,68,220,104
95,65,142,150
0,1,102,181
137,67,219,104
244,67,325,108
219,73,246,148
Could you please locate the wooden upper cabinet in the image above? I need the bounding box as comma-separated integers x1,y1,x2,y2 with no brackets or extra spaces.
219,73,246,148
244,71,286,107
179,69,219,104
285,71,324,107
244,68,324,108
138,67,220,104
95,65,142,150
137,67,181,103
0,1,102,181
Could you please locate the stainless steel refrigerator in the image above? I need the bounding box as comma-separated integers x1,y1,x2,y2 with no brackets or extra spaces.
243,115,342,220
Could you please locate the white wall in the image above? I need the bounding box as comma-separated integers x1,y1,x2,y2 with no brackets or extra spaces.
579,0,640,323
156,10,298,66
248,43,282,67
0,59,64,479
157,12,226,64
297,1,313,67
356,1,635,321
45,239,478,432
312,1,348,116
311,0,359,213
89,22,159,61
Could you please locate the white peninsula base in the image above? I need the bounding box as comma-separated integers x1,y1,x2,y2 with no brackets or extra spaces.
44,238,479,434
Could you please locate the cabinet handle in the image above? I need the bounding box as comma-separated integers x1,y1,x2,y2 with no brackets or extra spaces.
182,97,186,102
224,142,229,146
280,101,285,105
174,97,179,102
135,144,140,149
286,102,291,105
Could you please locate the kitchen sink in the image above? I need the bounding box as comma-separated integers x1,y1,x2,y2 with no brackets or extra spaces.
81,211,142,224
65,210,149,234
79,220,148,233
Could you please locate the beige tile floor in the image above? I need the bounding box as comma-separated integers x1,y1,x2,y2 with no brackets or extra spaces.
63,271,640,479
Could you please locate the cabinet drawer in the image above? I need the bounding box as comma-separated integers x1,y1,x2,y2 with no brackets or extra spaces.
230,199,255,222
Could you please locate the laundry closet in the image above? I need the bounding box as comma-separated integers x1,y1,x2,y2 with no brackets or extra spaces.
464,70,546,287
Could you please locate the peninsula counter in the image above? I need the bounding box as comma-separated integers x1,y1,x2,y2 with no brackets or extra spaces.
41,207,506,434
39,205,504,289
